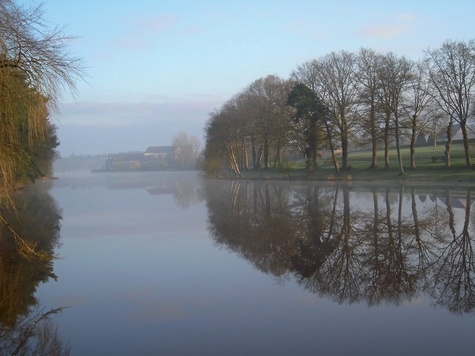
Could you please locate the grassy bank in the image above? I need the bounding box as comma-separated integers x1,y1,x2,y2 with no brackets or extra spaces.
224,144,475,185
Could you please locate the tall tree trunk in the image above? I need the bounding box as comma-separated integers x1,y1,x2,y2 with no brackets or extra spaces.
251,137,257,169
341,115,349,170
460,123,472,167
227,144,242,176
369,102,378,169
444,120,453,168
273,144,282,168
325,120,340,175
409,115,417,169
263,135,269,169
394,116,405,175
243,142,249,170
384,111,391,169
255,145,263,169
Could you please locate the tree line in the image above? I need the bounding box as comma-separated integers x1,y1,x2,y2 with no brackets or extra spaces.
0,0,84,194
203,39,475,177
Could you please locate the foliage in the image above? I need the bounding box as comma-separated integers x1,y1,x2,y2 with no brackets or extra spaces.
0,0,84,193
171,132,201,169
286,83,331,174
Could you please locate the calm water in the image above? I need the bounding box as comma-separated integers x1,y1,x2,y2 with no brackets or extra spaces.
2,171,475,355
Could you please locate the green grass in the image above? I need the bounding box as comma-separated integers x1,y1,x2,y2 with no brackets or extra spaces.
231,143,475,184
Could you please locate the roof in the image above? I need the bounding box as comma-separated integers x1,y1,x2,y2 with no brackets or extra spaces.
144,146,175,154
436,123,475,140
107,153,145,161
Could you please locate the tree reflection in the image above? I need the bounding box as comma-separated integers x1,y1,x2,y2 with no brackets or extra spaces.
204,180,475,314
429,189,474,314
0,182,70,354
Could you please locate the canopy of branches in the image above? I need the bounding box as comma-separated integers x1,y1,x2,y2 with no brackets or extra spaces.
203,39,475,177
0,0,84,195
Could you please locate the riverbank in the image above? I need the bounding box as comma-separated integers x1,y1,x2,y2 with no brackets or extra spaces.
219,165,474,185
212,144,475,186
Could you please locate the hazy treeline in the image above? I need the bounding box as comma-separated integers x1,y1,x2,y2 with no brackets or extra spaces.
203,39,475,177
0,0,84,194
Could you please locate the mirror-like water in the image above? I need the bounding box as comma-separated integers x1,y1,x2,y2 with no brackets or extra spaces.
2,171,474,355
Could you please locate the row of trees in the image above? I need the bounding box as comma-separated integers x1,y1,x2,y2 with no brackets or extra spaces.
203,39,475,176
0,0,83,194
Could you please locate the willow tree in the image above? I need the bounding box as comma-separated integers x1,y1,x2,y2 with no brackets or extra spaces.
0,0,84,193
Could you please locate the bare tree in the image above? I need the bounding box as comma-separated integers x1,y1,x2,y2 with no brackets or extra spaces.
0,0,85,194
245,75,293,169
406,61,434,169
172,132,201,169
204,106,243,177
425,39,475,168
377,53,414,175
316,51,359,170
0,1,84,106
355,48,383,169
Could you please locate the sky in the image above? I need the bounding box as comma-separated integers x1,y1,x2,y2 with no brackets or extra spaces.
31,0,475,156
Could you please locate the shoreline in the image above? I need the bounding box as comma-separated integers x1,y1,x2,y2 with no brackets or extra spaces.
208,166,475,188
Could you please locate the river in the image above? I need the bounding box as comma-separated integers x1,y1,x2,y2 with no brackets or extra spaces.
1,171,474,355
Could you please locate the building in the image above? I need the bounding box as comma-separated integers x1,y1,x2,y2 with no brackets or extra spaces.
436,123,475,143
144,146,175,160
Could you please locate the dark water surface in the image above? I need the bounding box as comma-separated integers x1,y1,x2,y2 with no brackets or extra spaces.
7,172,475,355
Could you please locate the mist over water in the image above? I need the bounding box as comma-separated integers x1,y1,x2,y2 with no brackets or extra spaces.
9,172,474,355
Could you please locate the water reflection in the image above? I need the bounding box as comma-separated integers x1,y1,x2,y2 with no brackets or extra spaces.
0,181,69,354
56,171,201,209
204,180,475,314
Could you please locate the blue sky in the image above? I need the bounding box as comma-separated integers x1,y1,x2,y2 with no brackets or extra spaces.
35,0,475,155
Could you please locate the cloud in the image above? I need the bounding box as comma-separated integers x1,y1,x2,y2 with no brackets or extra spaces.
110,15,181,51
55,95,224,154
359,13,416,39
59,95,223,128
142,15,181,32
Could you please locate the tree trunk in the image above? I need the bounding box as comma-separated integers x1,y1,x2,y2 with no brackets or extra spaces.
369,103,378,169
460,123,472,167
263,135,269,169
394,117,405,175
341,114,349,170
273,144,282,168
227,144,242,176
251,137,257,169
384,111,391,169
409,115,417,169
444,120,453,168
243,142,249,170
325,120,340,176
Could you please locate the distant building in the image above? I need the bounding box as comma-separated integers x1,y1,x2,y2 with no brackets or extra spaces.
102,146,194,172
436,123,475,142
144,146,175,160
